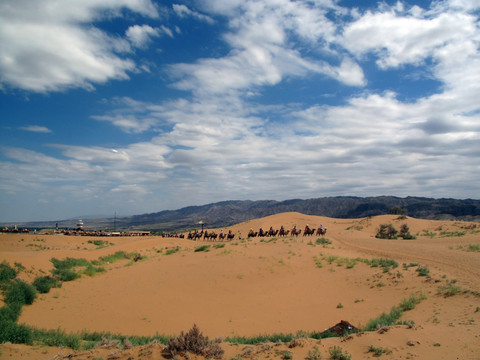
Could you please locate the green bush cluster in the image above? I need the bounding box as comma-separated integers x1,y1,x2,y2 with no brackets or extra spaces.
194,245,210,252
365,258,399,272
51,257,90,281
5,279,37,306
306,346,322,360
33,276,59,294
0,262,36,345
0,320,32,344
364,293,426,331
438,281,463,297
376,224,398,239
315,238,332,245
399,293,427,311
399,224,416,239
368,345,389,356
329,345,351,360
0,261,18,284
376,224,415,239
416,265,430,277
165,247,180,255
94,251,130,264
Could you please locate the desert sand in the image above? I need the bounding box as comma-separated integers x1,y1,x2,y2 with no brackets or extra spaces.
1,212,479,359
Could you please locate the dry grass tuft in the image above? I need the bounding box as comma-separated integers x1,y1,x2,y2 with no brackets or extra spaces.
288,337,306,348
163,324,224,359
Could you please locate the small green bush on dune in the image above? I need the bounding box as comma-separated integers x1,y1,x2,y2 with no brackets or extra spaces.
0,277,35,345
50,257,91,281
31,327,81,350
5,279,37,306
33,276,59,294
0,303,22,323
0,319,33,344
0,261,17,284
194,245,210,252
363,293,426,331
376,224,398,239
51,257,90,271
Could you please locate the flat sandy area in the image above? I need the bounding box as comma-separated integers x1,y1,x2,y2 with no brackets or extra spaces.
1,213,479,359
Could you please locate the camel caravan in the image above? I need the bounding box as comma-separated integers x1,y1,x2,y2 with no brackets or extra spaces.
248,224,326,238
187,229,236,241
187,224,326,242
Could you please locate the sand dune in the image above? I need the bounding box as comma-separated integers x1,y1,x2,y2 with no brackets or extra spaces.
1,212,479,359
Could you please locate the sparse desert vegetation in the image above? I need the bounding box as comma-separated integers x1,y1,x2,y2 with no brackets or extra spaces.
0,213,479,359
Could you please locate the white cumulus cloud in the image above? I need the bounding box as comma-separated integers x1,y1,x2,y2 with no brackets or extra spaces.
0,0,159,92
126,25,161,48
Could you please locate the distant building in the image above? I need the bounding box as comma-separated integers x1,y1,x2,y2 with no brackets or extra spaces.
76,220,84,230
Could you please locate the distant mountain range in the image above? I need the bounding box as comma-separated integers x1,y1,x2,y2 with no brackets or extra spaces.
4,196,480,232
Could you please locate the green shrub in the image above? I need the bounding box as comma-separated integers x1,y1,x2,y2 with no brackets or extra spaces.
31,327,81,349
364,306,403,331
57,269,80,282
0,261,17,283
225,333,294,344
316,238,332,245
368,258,399,272
5,279,37,306
51,257,89,281
376,224,398,239
87,240,110,248
51,257,90,270
194,245,210,252
83,265,105,277
364,293,426,331
467,244,480,252
33,276,59,294
313,256,323,268
95,251,130,264
368,345,387,356
0,318,33,344
326,255,338,264
328,346,351,360
438,282,462,297
399,224,416,239
440,231,466,238
335,257,357,269
306,346,322,360
416,265,430,277
399,293,427,311
0,304,22,323
165,247,180,255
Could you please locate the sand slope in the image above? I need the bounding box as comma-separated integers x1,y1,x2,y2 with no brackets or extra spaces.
1,213,479,359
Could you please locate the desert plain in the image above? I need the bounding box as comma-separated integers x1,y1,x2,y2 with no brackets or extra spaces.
1,212,479,359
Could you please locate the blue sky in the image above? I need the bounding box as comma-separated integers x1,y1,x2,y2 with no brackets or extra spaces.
1,0,479,222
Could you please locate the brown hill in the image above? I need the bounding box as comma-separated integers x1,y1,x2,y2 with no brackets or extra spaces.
1,212,479,359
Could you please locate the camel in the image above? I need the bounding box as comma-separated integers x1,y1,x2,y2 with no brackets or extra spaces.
303,226,315,236
291,228,302,237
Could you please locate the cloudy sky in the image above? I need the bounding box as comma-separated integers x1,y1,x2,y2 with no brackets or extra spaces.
1,0,479,222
